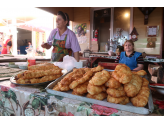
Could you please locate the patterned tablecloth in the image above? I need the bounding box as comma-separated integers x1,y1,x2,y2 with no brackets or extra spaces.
0,81,163,116
0,65,163,116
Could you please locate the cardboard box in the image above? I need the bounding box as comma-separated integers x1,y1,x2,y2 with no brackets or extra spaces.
92,38,98,41
148,64,160,76
151,76,158,83
91,44,98,46
91,41,98,44
98,62,123,70
91,44,98,50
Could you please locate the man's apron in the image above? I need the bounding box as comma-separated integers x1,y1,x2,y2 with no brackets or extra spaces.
51,31,72,62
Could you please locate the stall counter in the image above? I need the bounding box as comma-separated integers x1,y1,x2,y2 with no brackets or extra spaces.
0,55,51,63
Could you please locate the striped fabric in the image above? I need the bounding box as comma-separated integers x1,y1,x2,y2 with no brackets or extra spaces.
115,51,144,64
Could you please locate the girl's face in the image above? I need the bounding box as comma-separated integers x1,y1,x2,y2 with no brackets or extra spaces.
56,15,67,29
124,42,134,52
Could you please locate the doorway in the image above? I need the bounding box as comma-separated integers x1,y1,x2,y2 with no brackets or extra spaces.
17,28,32,54
93,8,111,52
90,7,113,52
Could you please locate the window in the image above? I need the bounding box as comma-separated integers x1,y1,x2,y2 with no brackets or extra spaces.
93,8,111,52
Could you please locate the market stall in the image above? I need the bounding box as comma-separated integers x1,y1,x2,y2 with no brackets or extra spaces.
0,62,164,116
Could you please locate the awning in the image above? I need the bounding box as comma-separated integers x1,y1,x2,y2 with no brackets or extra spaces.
0,19,7,26
16,18,53,32
17,23,45,32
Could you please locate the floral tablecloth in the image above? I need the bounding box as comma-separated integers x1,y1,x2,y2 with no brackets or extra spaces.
0,81,162,116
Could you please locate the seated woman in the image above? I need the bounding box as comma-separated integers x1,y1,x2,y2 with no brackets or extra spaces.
115,40,144,71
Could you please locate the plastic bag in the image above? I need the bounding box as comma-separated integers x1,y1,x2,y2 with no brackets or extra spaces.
25,46,35,58
54,55,77,71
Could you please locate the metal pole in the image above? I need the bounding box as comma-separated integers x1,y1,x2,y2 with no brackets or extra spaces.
11,18,17,55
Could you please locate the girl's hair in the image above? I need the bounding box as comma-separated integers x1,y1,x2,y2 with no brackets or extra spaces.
57,11,70,26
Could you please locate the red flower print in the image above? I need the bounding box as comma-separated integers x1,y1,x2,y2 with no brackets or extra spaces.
10,83,17,88
154,100,164,109
159,105,164,109
58,112,74,116
154,100,164,105
1,86,9,92
67,112,74,116
91,104,118,116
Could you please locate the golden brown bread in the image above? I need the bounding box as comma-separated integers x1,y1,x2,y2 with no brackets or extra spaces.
22,69,62,79
114,64,127,71
91,65,104,72
119,96,129,105
130,78,150,107
89,70,110,86
107,95,126,104
105,77,121,88
81,68,91,73
15,70,37,80
132,70,147,76
16,74,61,84
53,83,60,91
16,63,62,84
119,74,132,84
86,92,107,100
112,64,132,84
58,82,70,91
142,78,149,86
60,69,84,85
72,91,85,96
28,62,58,70
124,74,143,97
69,70,93,89
106,86,126,98
59,72,74,85
53,68,90,92
72,82,88,95
39,75,62,83
87,83,106,95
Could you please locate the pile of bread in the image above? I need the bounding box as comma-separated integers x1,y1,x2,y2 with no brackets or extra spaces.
15,63,63,84
53,64,150,107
